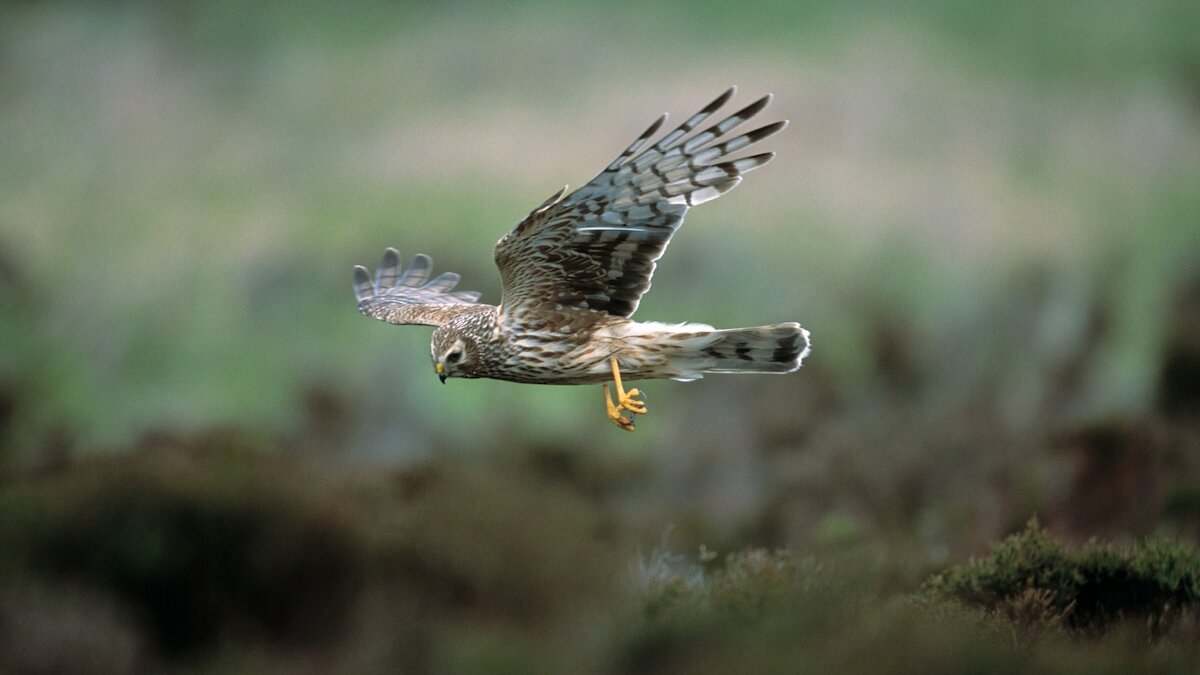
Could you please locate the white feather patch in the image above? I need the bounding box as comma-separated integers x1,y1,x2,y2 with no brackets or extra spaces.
597,320,716,339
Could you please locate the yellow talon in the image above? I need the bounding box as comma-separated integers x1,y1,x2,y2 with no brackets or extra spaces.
605,384,637,431
604,357,647,431
620,388,647,414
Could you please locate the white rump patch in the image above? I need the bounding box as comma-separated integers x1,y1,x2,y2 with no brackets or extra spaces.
600,320,716,339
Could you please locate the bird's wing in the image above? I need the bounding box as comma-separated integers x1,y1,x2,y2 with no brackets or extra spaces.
353,248,485,327
493,86,784,319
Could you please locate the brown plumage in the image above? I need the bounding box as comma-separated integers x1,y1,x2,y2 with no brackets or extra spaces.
353,87,811,429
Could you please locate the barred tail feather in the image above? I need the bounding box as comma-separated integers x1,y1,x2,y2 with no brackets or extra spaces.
670,322,810,379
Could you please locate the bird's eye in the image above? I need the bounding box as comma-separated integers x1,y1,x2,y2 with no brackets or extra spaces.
446,350,462,364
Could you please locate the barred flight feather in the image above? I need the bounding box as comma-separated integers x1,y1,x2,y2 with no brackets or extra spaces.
494,86,786,320
354,248,487,327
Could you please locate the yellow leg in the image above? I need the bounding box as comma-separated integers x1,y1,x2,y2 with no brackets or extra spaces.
604,357,647,431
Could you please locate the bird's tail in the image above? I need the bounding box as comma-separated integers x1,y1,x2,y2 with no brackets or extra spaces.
697,322,810,373
653,321,810,381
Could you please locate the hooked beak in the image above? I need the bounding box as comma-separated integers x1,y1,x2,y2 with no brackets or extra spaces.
435,361,447,384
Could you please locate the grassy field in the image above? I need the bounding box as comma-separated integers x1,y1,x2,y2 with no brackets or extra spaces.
2,0,1200,671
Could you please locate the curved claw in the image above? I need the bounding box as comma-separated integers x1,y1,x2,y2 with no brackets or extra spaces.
603,355,650,431
604,383,640,431
619,387,648,415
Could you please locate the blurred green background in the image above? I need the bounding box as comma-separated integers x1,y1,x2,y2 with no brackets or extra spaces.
4,0,1196,449
2,0,1200,671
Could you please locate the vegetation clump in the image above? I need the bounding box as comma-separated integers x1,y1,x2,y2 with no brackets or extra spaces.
637,544,826,622
921,519,1200,638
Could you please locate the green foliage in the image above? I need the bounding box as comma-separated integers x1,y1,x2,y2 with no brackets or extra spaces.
5,439,1200,673
627,541,1200,675
921,519,1200,637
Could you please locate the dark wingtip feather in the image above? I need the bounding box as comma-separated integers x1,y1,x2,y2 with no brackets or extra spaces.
609,114,668,170
747,120,788,143
353,265,373,303
739,93,772,120
701,86,738,115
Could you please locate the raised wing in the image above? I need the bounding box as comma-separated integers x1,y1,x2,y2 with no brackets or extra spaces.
353,248,484,326
494,86,785,319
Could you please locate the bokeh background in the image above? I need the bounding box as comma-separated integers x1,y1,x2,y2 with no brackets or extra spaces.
2,0,1200,671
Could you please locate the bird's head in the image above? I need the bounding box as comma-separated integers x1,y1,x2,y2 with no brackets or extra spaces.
431,324,478,383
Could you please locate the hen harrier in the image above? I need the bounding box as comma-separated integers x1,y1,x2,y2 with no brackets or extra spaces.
354,87,811,430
